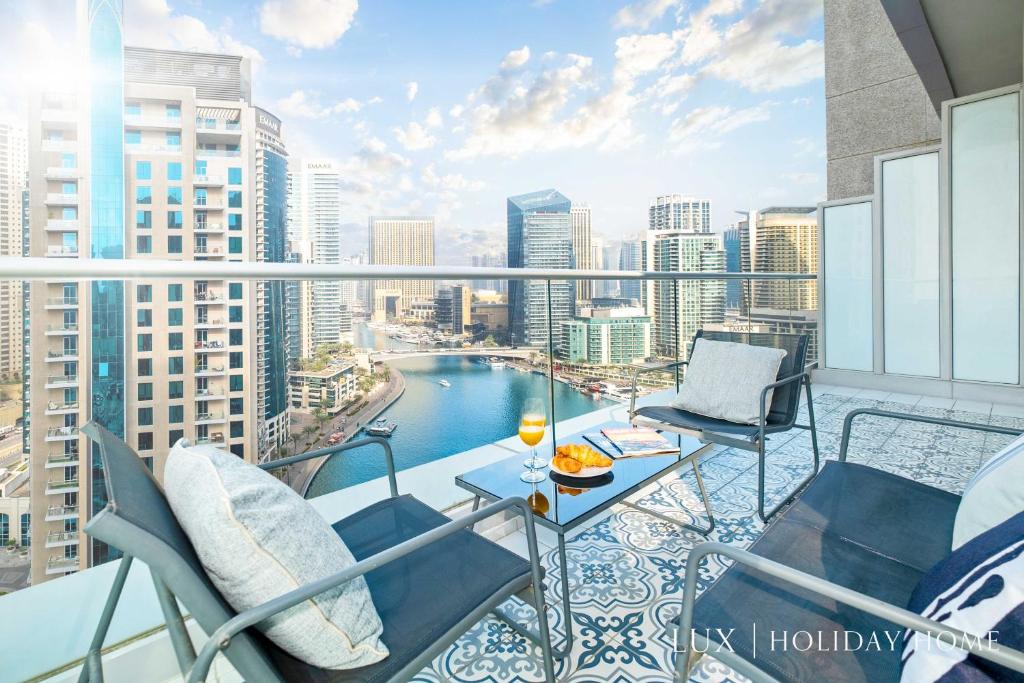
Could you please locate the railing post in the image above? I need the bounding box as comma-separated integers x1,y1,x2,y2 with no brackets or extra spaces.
673,279,680,390
546,279,557,457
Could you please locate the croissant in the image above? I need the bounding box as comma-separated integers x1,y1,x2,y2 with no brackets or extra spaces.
552,455,583,473
555,444,612,468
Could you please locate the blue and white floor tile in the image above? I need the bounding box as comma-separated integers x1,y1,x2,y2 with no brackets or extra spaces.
420,389,1021,681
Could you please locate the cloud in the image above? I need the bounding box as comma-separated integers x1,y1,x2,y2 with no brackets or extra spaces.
425,107,444,128
782,171,819,185
125,0,263,65
501,46,532,71
613,0,680,29
276,90,376,119
668,103,772,152
421,164,485,193
393,122,438,151
612,32,678,82
259,0,358,49
406,81,419,102
356,137,412,174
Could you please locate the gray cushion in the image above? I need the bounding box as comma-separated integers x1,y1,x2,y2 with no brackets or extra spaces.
671,338,786,424
686,462,960,683
263,495,536,683
163,441,388,670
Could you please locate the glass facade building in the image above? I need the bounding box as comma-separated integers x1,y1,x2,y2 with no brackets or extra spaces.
261,149,288,423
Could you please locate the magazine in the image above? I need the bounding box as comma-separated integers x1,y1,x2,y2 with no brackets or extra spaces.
599,427,680,457
582,431,619,456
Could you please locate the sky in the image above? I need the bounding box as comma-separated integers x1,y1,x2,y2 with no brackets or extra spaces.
2,0,826,263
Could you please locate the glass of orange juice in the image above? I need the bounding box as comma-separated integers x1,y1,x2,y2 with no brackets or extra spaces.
519,398,548,483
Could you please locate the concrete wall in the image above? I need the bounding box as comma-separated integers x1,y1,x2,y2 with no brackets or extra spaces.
825,0,941,199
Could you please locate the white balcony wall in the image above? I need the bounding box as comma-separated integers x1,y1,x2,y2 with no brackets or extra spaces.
821,200,874,372
881,151,940,377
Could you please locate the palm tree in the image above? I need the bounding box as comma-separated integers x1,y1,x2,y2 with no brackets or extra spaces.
288,431,300,456
312,407,329,435
302,424,318,449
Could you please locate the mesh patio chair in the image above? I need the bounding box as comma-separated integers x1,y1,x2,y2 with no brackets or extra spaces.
629,329,819,522
77,422,555,683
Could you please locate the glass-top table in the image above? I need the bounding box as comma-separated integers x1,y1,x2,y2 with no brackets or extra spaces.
455,420,715,658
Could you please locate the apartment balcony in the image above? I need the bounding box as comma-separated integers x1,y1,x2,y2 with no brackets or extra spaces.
46,245,79,258
44,192,79,206
192,174,224,187
45,426,79,442
125,142,182,155
40,108,77,125
44,375,78,389
45,349,78,363
45,555,79,576
194,246,224,259
45,478,79,495
123,114,182,130
45,504,79,522
194,365,225,378
44,218,79,232
193,292,224,304
194,318,225,330
192,222,224,233
193,199,225,211
195,412,225,425
40,139,76,152
195,148,241,158
44,166,80,180
194,389,226,401
195,120,242,144
45,450,79,467
44,296,78,308
193,434,226,447
44,401,79,416
45,531,80,549
45,324,79,336
194,342,227,354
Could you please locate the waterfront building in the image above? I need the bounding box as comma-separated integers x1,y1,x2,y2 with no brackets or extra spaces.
26,22,263,581
252,107,289,462
723,223,742,310
570,203,592,305
288,362,355,415
470,253,507,294
470,298,509,342
0,123,27,382
288,159,343,348
405,298,436,324
649,194,711,234
435,284,471,335
368,215,435,321
650,232,726,357
507,189,575,346
558,307,651,365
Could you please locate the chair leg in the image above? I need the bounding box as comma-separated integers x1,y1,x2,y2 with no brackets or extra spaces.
805,377,821,472
152,574,197,677
78,555,134,683
757,379,821,523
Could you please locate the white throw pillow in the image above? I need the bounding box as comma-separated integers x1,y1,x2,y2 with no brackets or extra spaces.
952,432,1024,549
163,441,389,669
670,338,787,425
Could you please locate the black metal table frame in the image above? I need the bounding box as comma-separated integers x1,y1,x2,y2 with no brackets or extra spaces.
455,441,715,659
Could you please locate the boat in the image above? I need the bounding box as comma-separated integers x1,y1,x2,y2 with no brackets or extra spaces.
482,357,506,369
366,418,398,437
438,379,451,387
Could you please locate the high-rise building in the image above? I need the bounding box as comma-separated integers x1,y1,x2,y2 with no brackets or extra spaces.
0,123,27,381
252,107,289,462
435,284,472,335
288,159,343,349
650,232,726,357
649,195,711,233
557,307,651,365
471,252,507,294
618,238,643,304
723,224,742,310
570,203,592,305
507,189,575,347
27,20,263,581
368,216,435,321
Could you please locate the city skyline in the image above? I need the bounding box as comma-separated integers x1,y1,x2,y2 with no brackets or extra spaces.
0,0,826,263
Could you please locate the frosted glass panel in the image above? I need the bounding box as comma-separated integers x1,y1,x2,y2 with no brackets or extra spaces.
882,152,940,376
951,93,1020,384
823,202,873,371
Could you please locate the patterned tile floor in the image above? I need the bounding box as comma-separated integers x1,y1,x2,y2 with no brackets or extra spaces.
412,386,1024,682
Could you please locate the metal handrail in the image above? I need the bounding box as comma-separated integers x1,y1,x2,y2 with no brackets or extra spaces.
0,256,817,283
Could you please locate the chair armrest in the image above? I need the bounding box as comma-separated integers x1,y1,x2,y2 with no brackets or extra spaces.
187,496,545,683
677,542,1024,679
630,360,688,415
757,368,812,429
839,408,1021,462
258,437,398,498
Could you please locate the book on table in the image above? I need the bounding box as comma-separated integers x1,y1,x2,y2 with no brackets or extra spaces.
584,427,680,458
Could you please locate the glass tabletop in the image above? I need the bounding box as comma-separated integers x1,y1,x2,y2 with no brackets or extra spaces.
455,421,708,533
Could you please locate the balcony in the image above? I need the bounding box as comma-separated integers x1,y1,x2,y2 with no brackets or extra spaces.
45,504,79,521
195,389,227,401
194,341,227,354
46,245,79,258
193,292,224,304
44,192,79,206
44,166,80,180
44,296,78,308
193,198,225,211
123,114,182,130
194,318,225,329
194,245,224,259
193,434,225,447
45,349,78,363
44,401,79,416
194,365,225,377
195,412,225,425
125,142,182,155
192,174,224,187
45,531,79,549
45,555,79,576
193,222,224,233
45,324,79,336
40,108,77,124
40,139,76,152
45,478,79,495
44,218,79,232
44,375,78,388
45,426,79,442
45,450,79,467
195,148,241,158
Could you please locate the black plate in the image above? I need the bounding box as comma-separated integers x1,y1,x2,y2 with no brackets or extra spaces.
550,471,615,488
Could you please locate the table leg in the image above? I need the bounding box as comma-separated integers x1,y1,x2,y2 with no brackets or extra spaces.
619,458,715,536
